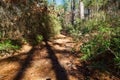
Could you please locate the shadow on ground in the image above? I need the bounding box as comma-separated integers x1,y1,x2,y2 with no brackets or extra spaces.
11,41,69,80
45,41,68,80
13,47,39,80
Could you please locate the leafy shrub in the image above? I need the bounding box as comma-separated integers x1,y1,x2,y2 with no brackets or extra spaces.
48,14,62,36
36,35,44,43
64,18,83,40
111,37,120,68
0,39,21,54
0,2,59,54
0,1,62,43
80,33,111,60
80,18,120,69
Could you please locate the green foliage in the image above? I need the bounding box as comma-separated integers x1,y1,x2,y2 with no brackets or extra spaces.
83,0,108,8
36,35,44,43
111,37,120,68
49,14,62,36
0,40,20,52
80,35,110,60
0,1,62,44
61,2,119,68
64,18,82,40
82,19,99,34
80,18,120,69
114,57,120,68
61,0,120,70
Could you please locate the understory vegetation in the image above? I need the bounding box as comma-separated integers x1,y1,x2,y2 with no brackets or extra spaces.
62,0,120,76
80,17,120,67
65,17,120,75
0,1,61,53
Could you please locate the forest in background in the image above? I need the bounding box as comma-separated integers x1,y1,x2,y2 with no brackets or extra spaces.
0,0,120,79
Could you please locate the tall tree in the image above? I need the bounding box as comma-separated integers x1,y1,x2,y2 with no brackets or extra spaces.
79,0,84,19
71,0,75,25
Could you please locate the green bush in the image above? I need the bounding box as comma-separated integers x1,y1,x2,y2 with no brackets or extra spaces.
111,37,120,68
64,18,83,40
49,14,62,36
36,35,44,43
0,39,21,54
80,18,120,69
0,2,62,42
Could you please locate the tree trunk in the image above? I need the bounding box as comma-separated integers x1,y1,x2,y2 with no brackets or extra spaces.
71,0,75,25
79,0,84,20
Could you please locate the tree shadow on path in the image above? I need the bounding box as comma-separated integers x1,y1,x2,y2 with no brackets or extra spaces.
13,47,39,80
45,41,68,80
13,40,68,80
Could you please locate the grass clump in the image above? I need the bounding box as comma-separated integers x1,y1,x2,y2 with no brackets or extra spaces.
0,39,21,55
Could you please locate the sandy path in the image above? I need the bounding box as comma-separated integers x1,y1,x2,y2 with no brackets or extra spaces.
0,34,82,80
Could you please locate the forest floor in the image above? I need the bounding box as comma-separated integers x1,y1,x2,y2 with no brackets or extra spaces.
0,34,119,80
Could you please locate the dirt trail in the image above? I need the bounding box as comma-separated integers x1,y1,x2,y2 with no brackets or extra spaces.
0,34,119,80
0,34,82,80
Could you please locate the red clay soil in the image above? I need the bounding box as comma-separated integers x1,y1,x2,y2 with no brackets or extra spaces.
0,34,119,80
